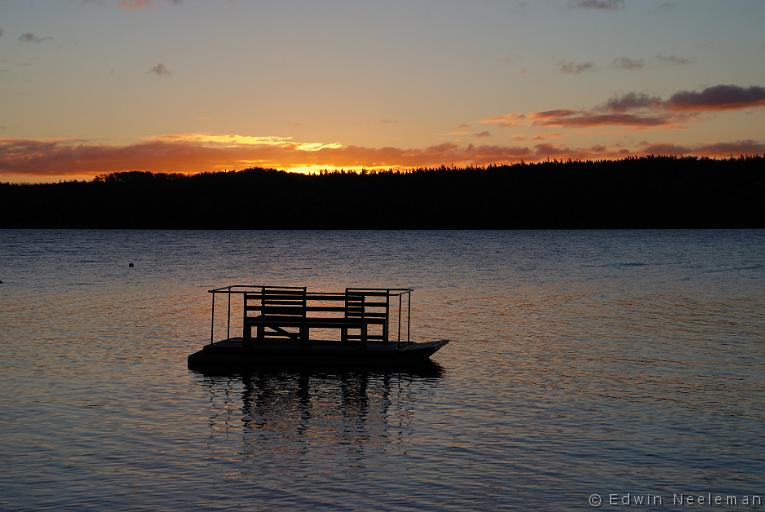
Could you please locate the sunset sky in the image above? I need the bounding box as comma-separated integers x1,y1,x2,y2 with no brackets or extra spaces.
1,0,765,182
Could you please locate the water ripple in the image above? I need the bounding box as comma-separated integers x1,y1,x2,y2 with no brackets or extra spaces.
1,230,764,510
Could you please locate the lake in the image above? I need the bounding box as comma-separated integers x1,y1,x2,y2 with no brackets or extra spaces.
1,230,764,510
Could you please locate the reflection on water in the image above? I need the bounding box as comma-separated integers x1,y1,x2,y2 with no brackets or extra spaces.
200,365,443,462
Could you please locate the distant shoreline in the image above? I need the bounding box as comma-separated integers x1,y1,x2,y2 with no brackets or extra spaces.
2,156,763,229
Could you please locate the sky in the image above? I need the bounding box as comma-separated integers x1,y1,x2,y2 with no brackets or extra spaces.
1,0,764,182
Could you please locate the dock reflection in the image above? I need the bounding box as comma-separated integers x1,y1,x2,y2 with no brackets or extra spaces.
194,363,444,457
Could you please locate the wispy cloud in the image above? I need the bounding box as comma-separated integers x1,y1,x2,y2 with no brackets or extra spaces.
479,113,525,128
156,133,343,151
611,57,644,70
530,110,671,128
532,133,562,141
18,33,52,43
474,131,491,138
569,0,625,10
602,93,662,112
657,54,690,65
559,57,645,74
560,61,595,74
148,63,170,76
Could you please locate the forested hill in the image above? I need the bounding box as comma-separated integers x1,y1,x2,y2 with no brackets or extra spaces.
1,156,763,228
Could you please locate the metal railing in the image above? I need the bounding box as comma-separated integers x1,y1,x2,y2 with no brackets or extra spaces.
208,285,413,348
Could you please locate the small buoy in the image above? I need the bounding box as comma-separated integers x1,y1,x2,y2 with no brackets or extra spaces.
129,263,134,268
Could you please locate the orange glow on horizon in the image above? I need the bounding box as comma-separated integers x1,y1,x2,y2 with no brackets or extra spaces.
1,132,764,184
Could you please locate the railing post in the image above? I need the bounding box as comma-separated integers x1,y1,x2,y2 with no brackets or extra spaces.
243,292,249,343
397,293,402,347
407,291,411,343
361,293,367,343
342,288,348,343
226,287,231,340
383,292,389,343
210,292,215,345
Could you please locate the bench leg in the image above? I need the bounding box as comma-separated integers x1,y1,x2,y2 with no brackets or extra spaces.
300,325,309,343
257,324,264,342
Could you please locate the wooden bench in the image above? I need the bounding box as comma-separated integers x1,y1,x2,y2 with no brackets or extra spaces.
242,286,390,344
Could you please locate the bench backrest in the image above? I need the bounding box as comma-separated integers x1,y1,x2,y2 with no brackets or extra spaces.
244,286,307,318
243,287,392,342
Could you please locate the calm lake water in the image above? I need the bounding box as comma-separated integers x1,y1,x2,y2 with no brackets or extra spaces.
1,230,764,511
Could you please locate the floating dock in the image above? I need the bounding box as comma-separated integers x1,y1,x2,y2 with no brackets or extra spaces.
188,285,448,370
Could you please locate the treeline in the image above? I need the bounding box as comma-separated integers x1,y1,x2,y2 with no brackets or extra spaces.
1,156,763,228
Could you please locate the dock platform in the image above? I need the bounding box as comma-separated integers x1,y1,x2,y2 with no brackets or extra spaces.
188,285,448,370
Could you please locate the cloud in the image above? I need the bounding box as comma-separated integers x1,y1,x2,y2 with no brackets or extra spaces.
487,83,765,131
480,113,525,128
532,133,562,141
474,131,491,138
666,84,765,111
148,63,170,76
657,54,690,65
527,91,677,128
529,110,578,120
0,136,531,176
530,112,671,128
697,140,765,155
559,57,646,74
640,140,765,156
18,33,52,43
611,57,644,70
0,135,342,176
601,93,662,113
560,61,595,74
2,134,764,179
569,0,625,10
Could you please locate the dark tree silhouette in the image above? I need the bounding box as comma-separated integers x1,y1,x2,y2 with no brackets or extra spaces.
1,156,763,228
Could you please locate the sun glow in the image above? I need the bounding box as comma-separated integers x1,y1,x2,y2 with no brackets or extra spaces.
278,164,403,174
157,134,292,146
155,133,345,152
294,142,345,152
